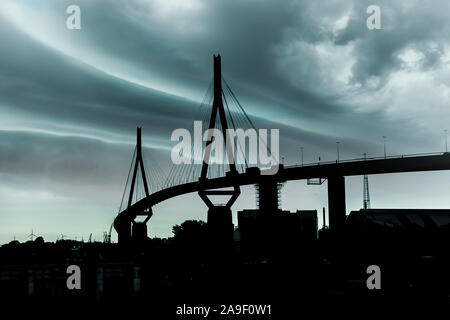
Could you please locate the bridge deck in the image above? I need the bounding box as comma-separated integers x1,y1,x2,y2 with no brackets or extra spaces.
115,153,450,222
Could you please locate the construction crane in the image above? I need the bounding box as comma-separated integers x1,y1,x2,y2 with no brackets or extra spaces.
363,175,371,209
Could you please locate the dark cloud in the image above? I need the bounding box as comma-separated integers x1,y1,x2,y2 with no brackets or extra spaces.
3,0,446,145
335,0,450,88
1,0,450,242
0,16,202,144
0,130,131,198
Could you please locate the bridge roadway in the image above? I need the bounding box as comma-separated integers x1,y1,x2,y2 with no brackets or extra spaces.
114,153,450,237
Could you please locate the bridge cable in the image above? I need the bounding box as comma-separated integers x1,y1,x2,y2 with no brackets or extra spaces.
224,78,275,164
223,90,247,172
118,146,136,212
225,86,252,170
166,79,213,185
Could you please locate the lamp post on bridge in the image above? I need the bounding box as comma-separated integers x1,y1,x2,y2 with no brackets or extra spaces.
336,142,340,162
382,136,387,159
300,147,304,167
444,130,448,153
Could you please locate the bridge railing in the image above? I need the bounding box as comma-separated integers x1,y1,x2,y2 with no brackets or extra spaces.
285,151,448,169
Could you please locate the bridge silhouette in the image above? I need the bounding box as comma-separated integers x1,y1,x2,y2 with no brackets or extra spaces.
113,55,450,244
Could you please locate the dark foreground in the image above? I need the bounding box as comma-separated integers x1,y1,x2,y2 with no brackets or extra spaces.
1,210,449,317
1,239,449,316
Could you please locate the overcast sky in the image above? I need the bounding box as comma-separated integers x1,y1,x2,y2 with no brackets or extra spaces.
2,0,450,244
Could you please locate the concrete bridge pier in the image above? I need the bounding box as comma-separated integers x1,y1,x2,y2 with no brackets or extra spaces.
114,215,132,244
327,175,346,232
207,206,234,240
132,222,148,243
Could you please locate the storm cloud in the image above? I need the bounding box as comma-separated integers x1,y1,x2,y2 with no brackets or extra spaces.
1,0,450,243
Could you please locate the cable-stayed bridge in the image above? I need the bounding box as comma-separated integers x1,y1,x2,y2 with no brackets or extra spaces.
113,55,450,244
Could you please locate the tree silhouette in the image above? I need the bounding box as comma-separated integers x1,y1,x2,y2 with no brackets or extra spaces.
172,220,207,242
172,220,208,261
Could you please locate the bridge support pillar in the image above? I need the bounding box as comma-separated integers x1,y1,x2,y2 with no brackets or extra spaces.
207,206,234,257
207,206,234,241
132,222,148,243
327,175,346,232
115,215,132,244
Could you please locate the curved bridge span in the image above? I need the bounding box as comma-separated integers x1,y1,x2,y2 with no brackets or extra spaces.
113,55,450,243
114,152,450,241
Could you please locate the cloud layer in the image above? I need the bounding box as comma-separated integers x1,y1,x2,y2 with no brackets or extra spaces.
1,0,450,243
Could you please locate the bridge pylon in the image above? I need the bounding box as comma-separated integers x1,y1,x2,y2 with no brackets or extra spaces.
198,55,241,248
115,127,152,244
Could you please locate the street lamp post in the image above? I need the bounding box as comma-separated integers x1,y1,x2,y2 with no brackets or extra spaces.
336,142,340,162
445,130,448,153
382,136,387,159
300,147,304,166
